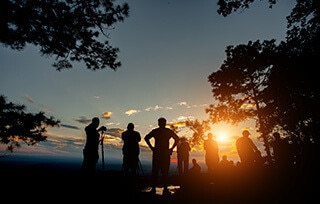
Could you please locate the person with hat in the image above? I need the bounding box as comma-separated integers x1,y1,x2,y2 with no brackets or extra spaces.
236,130,261,167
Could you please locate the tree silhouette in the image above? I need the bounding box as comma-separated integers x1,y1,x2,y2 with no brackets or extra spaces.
185,119,211,148
0,95,60,153
208,0,320,160
207,40,277,158
0,0,129,71
217,0,277,17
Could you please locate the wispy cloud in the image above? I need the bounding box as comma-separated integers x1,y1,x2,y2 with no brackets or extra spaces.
168,121,186,128
178,101,187,106
105,122,120,126
176,115,195,121
144,101,207,112
74,116,91,124
125,109,140,116
60,124,80,130
22,94,54,113
105,128,123,138
22,94,34,103
145,105,165,111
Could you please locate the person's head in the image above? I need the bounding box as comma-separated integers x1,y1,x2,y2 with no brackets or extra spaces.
192,158,197,164
207,133,213,139
91,117,100,128
127,123,134,131
242,130,251,137
180,136,187,142
158,117,166,128
222,155,227,161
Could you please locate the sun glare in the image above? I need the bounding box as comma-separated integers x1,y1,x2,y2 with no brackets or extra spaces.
217,132,227,142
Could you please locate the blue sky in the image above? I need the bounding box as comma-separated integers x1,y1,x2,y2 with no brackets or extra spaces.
0,0,294,164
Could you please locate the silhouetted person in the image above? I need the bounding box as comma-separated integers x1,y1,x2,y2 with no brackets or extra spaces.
144,117,179,193
177,136,191,176
184,158,202,196
218,154,235,176
236,130,261,167
204,133,219,176
81,117,106,174
188,158,201,176
271,132,294,169
219,155,231,168
121,122,141,176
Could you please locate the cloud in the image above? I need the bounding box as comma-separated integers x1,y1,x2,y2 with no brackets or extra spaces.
102,112,112,119
168,121,186,128
22,94,54,113
74,113,111,125
178,101,187,106
22,94,34,103
177,115,194,121
105,128,123,138
145,105,164,111
143,101,206,113
74,116,91,124
105,122,120,126
178,101,208,109
60,124,80,130
125,109,140,116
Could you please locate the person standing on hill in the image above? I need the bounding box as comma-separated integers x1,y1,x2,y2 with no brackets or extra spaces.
144,117,180,194
177,136,191,176
121,122,141,176
81,117,106,174
236,130,261,167
204,133,220,176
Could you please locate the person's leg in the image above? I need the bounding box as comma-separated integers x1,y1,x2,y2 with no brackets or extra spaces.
162,156,171,190
122,155,129,175
177,157,183,176
130,156,139,176
184,157,189,175
81,149,88,171
151,158,160,193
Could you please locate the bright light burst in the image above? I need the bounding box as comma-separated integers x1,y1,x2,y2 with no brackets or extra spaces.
217,132,227,142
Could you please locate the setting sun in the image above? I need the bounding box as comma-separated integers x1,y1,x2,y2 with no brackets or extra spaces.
217,132,227,142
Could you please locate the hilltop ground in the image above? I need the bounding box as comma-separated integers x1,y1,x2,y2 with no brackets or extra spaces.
1,160,318,204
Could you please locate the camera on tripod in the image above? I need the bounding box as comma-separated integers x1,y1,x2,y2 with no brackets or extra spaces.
98,126,107,132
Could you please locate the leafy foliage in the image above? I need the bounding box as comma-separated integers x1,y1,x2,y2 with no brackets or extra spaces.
184,119,211,147
207,40,277,156
0,0,129,71
0,95,60,152
217,0,276,17
207,40,277,126
208,0,320,158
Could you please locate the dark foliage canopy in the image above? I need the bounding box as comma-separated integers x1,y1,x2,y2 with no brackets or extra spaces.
207,0,320,157
0,0,129,71
0,95,60,152
217,0,277,17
